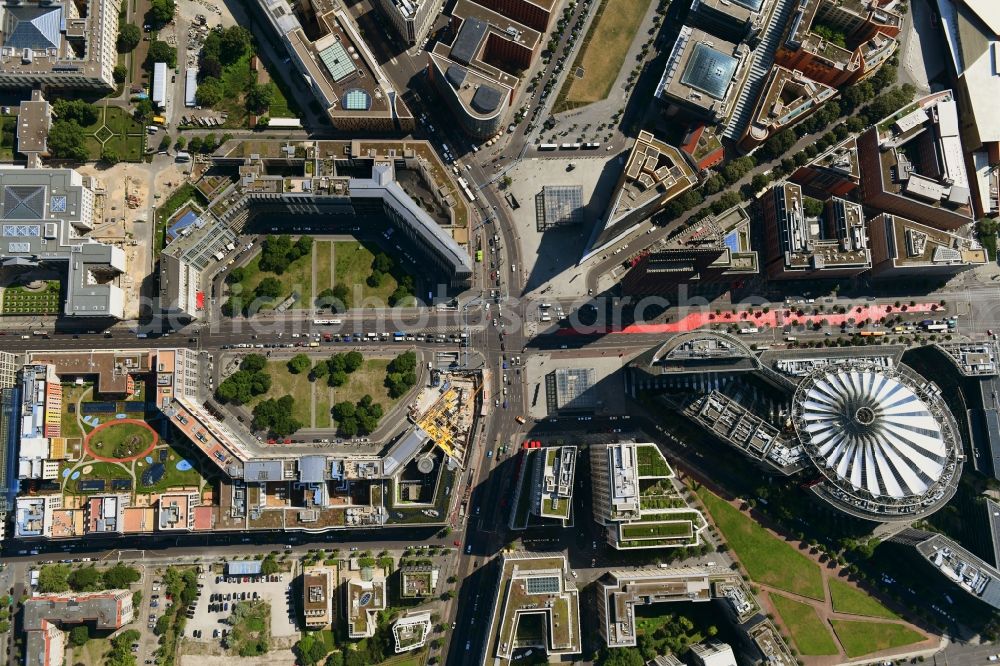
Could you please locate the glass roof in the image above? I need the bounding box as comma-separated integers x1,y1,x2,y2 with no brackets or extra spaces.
680,43,738,101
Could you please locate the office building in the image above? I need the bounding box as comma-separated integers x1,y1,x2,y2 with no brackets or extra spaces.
689,0,774,44
427,0,539,139
476,0,557,32
0,167,125,319
775,0,901,88
758,183,871,279
655,25,751,124
583,131,697,261
691,641,738,666
392,610,433,653
16,89,51,167
373,0,439,45
868,212,987,278
303,565,336,629
0,0,122,90
400,564,439,598
482,554,581,660
740,66,836,150
24,589,134,666
255,0,413,131
857,93,975,230
621,205,757,295
344,563,386,639
531,445,575,523
590,442,707,550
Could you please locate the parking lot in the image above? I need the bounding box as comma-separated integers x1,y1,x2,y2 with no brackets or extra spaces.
184,573,298,642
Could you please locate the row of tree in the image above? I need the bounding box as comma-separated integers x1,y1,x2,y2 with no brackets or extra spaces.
252,395,301,437
37,563,140,594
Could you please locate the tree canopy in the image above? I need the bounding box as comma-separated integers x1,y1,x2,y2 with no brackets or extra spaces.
258,234,313,274
117,23,141,52
288,354,312,374
148,0,175,27
55,99,98,126
195,77,224,107
48,121,89,161
146,40,177,69
246,83,275,114
385,351,418,398
253,395,302,436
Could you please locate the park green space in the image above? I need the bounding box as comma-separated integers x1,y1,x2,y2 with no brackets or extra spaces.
250,361,315,425
234,249,314,310
87,422,154,460
828,578,899,619
334,241,414,307
769,593,838,656
335,358,398,408
831,619,925,658
61,461,131,495
80,105,144,162
555,0,654,110
138,442,210,493
696,487,825,600
315,240,335,296
1,281,61,315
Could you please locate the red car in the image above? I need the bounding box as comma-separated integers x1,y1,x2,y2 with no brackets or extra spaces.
453,540,461,547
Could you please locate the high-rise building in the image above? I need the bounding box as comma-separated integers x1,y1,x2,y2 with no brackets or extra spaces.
867,212,987,278
857,94,975,230
757,182,871,279
590,442,707,550
427,0,539,139
0,168,125,319
0,0,122,90
373,0,439,45
775,0,900,88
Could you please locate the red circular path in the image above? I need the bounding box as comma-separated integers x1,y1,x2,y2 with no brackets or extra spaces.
83,418,159,463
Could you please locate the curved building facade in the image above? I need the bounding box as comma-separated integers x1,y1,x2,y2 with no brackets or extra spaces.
791,362,962,520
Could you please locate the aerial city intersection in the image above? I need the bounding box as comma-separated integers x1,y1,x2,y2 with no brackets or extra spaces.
0,0,999,665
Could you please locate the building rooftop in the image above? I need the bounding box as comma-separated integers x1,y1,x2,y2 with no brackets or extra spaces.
535,446,576,520
745,66,837,144
872,212,987,271
768,183,871,272
655,26,748,122
938,0,1000,148
0,168,125,318
584,131,697,259
0,0,121,88
257,0,411,128
484,554,581,660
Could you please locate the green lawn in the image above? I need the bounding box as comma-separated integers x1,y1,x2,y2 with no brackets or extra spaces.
61,384,91,440
696,487,825,600
831,619,926,658
828,579,899,619
63,461,132,495
620,521,692,539
635,443,670,477
333,358,397,408
234,249,314,310
770,594,838,656
249,361,315,426
80,105,145,161
88,422,154,459
555,0,654,110
1,281,61,315
333,241,414,308
315,240,334,296
138,442,210,493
